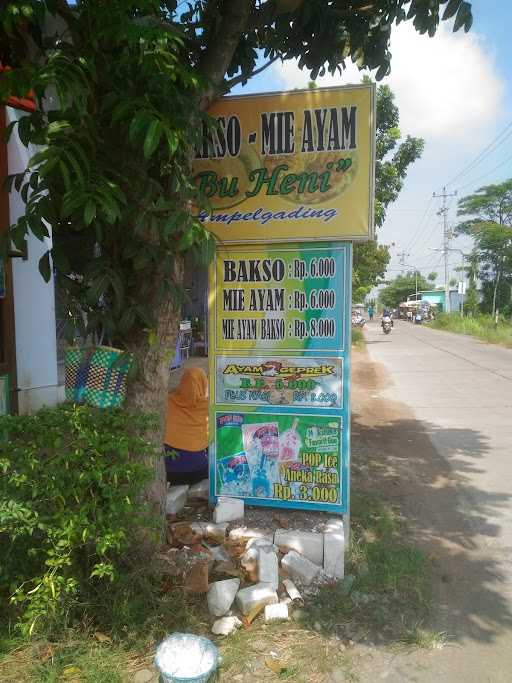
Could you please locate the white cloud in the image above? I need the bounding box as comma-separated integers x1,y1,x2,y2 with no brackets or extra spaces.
272,22,504,145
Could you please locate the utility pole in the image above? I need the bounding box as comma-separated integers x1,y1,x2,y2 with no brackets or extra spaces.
433,187,457,313
399,252,419,302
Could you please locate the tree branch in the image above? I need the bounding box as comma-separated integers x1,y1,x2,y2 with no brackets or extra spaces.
222,55,279,92
197,0,254,108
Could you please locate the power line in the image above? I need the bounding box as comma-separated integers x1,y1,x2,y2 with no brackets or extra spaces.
443,120,512,188
433,186,457,313
403,196,435,253
456,151,512,194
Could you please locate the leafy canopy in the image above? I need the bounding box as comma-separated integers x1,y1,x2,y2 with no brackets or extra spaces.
353,81,424,301
0,0,473,345
378,270,430,308
456,180,512,315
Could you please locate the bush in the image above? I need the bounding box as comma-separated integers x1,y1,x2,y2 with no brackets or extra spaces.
0,404,159,636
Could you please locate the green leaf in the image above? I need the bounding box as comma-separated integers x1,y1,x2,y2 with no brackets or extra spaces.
38,252,52,282
442,0,462,21
84,200,96,226
143,119,163,159
453,1,473,32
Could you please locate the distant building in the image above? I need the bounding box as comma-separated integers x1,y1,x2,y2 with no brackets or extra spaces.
407,289,461,313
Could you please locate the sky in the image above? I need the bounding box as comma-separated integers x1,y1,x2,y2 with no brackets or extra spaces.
233,1,512,288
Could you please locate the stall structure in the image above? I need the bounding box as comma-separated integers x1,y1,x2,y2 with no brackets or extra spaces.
193,84,375,517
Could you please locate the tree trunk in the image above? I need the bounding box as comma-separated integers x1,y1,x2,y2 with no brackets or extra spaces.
125,257,184,539
492,266,501,317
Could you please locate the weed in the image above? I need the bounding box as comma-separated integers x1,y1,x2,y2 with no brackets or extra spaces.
400,625,448,650
352,328,366,347
429,313,512,348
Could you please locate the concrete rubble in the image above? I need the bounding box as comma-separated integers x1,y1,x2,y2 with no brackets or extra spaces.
207,578,240,616
236,582,279,615
213,497,245,523
165,485,189,515
257,546,279,590
323,518,345,580
164,482,346,634
283,578,302,602
264,602,289,622
211,615,242,636
281,550,321,586
274,529,324,565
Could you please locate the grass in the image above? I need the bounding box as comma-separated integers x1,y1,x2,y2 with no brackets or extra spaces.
399,626,448,650
429,313,512,348
352,327,366,347
0,492,431,682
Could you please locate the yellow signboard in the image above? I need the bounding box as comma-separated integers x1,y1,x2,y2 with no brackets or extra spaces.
193,84,375,243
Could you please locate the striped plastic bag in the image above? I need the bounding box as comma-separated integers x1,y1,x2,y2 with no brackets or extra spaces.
65,346,132,408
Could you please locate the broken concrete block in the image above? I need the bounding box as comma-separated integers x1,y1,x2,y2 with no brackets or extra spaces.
258,547,279,590
208,544,231,563
240,546,259,570
183,558,209,593
205,522,228,544
229,527,269,543
274,529,324,565
264,602,289,622
211,615,242,636
188,478,210,500
207,578,240,617
283,578,302,602
323,518,345,580
236,582,278,615
213,497,244,524
165,485,189,515
246,537,277,551
281,551,320,586
170,521,204,546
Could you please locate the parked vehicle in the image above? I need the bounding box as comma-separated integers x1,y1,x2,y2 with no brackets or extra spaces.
351,313,366,328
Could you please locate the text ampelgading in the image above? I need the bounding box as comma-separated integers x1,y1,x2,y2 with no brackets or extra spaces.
198,205,338,226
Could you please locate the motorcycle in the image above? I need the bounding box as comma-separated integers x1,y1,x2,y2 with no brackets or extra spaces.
351,314,366,328
382,316,392,335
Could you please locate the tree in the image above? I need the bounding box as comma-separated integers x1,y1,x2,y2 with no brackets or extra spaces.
456,180,512,316
379,271,430,309
353,82,425,299
428,272,438,285
1,1,474,518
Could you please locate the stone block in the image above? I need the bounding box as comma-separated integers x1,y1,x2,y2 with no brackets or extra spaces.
211,615,242,636
207,578,240,617
213,497,244,524
264,602,289,622
165,485,189,515
258,547,279,590
274,530,323,565
323,519,345,580
283,578,302,602
236,582,278,615
229,527,269,543
281,551,320,586
188,478,210,499
205,522,228,543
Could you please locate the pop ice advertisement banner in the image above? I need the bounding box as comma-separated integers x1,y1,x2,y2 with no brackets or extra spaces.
209,242,352,513
214,412,344,507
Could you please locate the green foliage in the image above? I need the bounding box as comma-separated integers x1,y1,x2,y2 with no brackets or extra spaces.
1,1,210,347
379,271,430,308
353,83,424,299
456,180,512,316
0,404,158,636
430,313,512,348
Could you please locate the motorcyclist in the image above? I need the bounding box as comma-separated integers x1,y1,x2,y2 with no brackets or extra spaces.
381,308,394,328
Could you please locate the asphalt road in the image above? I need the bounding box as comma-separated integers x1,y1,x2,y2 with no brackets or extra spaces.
362,319,512,682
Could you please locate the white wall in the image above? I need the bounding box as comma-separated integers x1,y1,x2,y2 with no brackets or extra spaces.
6,107,60,414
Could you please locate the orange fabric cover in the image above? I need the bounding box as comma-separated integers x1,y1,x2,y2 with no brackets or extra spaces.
165,367,208,451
